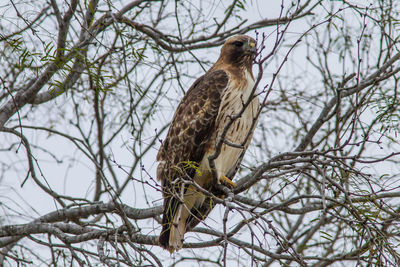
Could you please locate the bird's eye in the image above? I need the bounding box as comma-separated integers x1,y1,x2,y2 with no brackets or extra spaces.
232,41,243,47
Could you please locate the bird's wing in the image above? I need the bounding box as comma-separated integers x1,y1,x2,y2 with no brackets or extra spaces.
156,69,229,181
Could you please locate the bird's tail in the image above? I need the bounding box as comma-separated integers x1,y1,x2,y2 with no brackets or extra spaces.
159,184,202,253
159,194,178,253
167,203,186,253
159,193,187,253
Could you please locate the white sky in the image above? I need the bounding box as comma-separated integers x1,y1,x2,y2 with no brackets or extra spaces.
1,0,399,266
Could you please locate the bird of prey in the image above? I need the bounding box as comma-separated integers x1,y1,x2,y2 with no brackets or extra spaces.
156,35,259,253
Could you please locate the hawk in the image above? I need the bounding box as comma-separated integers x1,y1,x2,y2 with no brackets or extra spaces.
156,35,259,253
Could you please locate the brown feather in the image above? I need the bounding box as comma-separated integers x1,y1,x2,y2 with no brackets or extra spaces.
157,70,229,251
157,35,259,252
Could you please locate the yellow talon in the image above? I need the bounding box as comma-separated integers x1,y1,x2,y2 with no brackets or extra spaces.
220,175,237,188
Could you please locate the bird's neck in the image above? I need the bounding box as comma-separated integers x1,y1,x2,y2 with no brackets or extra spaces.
210,61,254,81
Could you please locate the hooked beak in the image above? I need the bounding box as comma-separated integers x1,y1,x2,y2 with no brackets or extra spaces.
245,41,257,55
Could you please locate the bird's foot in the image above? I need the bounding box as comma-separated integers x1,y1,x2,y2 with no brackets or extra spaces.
219,175,237,188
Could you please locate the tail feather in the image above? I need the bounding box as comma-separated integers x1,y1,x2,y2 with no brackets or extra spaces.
159,194,177,252
159,196,186,253
168,204,186,252
159,184,205,253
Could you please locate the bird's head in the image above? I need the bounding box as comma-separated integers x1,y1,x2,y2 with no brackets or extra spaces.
217,35,257,67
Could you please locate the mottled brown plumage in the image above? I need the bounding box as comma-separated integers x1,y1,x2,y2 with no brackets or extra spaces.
157,35,259,253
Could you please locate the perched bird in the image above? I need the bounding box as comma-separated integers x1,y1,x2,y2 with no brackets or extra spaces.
156,35,259,253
